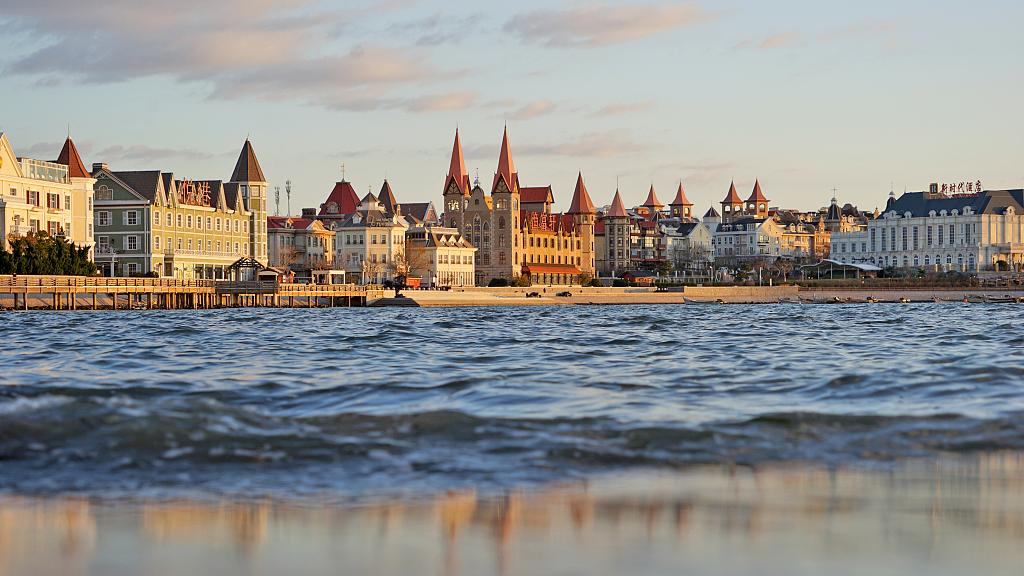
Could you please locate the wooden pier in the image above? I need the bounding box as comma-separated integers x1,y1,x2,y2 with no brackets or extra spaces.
0,276,386,310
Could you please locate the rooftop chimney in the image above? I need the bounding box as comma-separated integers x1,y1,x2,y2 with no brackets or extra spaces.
93,162,107,172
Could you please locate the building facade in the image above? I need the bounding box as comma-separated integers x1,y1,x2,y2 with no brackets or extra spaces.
90,140,267,278
829,187,1024,272
404,226,476,287
442,129,595,285
267,217,336,277
0,134,95,253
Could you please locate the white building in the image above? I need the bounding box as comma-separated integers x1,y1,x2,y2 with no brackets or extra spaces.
829,187,1024,272
708,217,813,263
405,226,476,287
0,134,95,254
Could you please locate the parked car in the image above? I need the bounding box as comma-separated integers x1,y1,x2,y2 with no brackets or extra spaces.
555,291,572,297
526,292,540,298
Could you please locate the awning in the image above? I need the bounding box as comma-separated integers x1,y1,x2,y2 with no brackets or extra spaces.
521,266,582,274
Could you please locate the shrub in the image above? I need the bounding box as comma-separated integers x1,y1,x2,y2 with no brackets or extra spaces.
589,278,604,287
612,279,628,287
511,273,532,287
488,278,509,287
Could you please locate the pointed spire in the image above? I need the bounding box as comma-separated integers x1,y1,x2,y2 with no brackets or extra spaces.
446,128,470,194
568,172,595,214
722,181,741,203
492,126,517,192
608,190,628,217
703,206,720,218
230,138,266,183
56,137,90,179
642,184,662,208
746,179,767,202
378,179,399,214
670,182,691,206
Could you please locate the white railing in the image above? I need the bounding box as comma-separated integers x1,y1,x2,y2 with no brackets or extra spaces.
164,249,242,258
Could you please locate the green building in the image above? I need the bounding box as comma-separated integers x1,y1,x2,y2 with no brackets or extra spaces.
91,140,269,278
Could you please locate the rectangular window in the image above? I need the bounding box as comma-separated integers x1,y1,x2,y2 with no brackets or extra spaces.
926,226,932,246
154,236,160,250
206,217,212,229
97,211,111,226
154,211,161,225
861,243,866,253
950,225,955,244
870,228,876,252
216,218,221,231
890,228,896,251
126,263,138,276
912,227,918,250
195,216,202,230
234,242,239,253
938,225,944,245
187,215,192,228
65,195,71,210
47,221,60,235
126,236,138,251
902,227,908,251
178,238,182,250
177,214,182,227
372,234,378,244
234,220,239,233
125,211,138,226
9,187,15,196
97,236,109,251
207,240,212,251
965,224,971,244
187,238,192,250
27,190,39,206
167,237,171,251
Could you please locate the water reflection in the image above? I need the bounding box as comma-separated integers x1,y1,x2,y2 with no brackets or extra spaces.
3,454,1024,576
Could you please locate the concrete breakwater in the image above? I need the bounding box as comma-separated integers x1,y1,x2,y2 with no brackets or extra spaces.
393,285,1024,306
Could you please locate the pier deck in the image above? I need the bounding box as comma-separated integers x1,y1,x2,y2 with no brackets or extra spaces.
0,276,386,310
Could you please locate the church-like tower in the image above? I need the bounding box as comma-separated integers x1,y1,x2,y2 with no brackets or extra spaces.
442,129,470,230
721,181,743,223
746,180,769,218
229,139,268,264
668,182,693,219
567,172,596,276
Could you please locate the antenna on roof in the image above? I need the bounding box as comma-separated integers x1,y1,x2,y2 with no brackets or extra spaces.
341,164,346,181
274,186,280,216
285,180,292,217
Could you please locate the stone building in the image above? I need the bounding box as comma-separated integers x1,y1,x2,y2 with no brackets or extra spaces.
441,129,595,285
828,186,1024,272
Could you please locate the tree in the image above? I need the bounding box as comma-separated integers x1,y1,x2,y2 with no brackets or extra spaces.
361,258,384,284
656,260,673,276
387,237,431,280
0,231,96,276
511,273,531,287
670,243,712,275
577,272,593,286
773,257,793,280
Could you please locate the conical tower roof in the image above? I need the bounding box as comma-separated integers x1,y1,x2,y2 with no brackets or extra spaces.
446,129,470,194
722,181,741,203
747,179,767,203
567,172,595,214
230,139,266,183
669,182,691,206
608,190,628,217
642,185,662,208
378,179,399,214
704,206,720,218
362,191,379,204
56,137,90,179
492,127,517,191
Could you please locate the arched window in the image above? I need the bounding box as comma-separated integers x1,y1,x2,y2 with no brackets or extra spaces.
968,254,975,270
498,235,506,247
759,203,765,210
913,255,919,266
946,254,952,264
924,255,930,266
473,216,481,233
499,217,505,229
499,252,507,265
958,254,963,265
902,256,908,267
483,222,489,232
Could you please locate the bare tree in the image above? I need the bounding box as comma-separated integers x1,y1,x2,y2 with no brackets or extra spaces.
387,238,431,280
773,257,794,280
671,243,713,275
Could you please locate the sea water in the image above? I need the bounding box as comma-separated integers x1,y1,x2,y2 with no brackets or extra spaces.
1,303,1023,574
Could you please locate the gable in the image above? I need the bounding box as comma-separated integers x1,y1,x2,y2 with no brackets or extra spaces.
0,133,24,178
94,172,149,202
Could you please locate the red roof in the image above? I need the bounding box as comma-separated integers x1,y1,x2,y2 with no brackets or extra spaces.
608,190,628,217
319,181,360,216
723,181,742,203
670,183,691,206
268,217,320,230
520,186,552,204
567,173,594,213
492,127,518,192
594,220,606,234
747,180,768,203
446,129,471,194
642,185,662,207
56,137,90,179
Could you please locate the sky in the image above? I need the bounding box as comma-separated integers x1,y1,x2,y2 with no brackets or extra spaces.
1,0,1022,216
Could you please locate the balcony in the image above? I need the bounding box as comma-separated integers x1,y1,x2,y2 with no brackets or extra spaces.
7,225,33,236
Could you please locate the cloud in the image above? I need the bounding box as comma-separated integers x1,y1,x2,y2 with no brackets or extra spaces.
589,101,655,117
390,11,482,46
399,91,479,113
504,2,718,47
820,18,900,41
518,131,652,158
758,31,802,50
97,145,214,163
0,0,470,113
510,100,558,121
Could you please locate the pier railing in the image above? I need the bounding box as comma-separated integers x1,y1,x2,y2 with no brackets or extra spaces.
0,275,214,288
